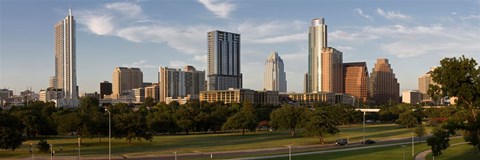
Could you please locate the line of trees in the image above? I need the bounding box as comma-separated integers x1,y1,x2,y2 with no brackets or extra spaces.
1,97,367,150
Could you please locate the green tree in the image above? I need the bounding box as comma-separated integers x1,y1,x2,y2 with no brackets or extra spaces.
426,127,450,156
269,105,305,136
210,103,233,132
414,123,426,141
396,111,418,128
222,101,257,135
36,140,50,153
174,105,197,134
0,111,25,151
12,109,49,138
113,111,152,144
57,112,82,135
143,97,156,107
302,108,339,144
77,97,107,140
148,105,179,134
428,55,480,150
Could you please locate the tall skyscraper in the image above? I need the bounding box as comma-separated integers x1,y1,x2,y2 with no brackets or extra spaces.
369,58,400,103
100,81,112,99
264,52,287,92
51,9,78,107
207,30,242,90
159,65,205,102
306,18,343,93
321,47,343,93
112,67,143,99
306,18,327,93
343,62,369,102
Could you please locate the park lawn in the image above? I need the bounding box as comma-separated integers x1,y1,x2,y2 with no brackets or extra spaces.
0,123,430,159
264,138,467,160
425,143,480,160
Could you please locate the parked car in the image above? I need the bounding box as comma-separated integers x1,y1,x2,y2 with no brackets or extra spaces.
335,138,348,145
362,139,375,144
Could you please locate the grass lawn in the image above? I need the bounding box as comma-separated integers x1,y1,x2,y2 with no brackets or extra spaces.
0,123,431,159
425,143,480,160
265,138,468,160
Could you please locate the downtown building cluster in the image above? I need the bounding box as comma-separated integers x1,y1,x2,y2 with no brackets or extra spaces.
2,11,445,108
299,18,400,105
98,17,401,107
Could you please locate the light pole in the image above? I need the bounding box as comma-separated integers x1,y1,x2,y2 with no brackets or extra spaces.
363,111,366,142
173,152,177,160
287,146,292,160
401,145,406,160
355,109,380,144
78,137,81,160
30,143,35,160
105,109,111,160
50,144,53,160
412,133,414,157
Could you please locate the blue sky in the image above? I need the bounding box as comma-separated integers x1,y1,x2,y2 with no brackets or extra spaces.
1,0,479,95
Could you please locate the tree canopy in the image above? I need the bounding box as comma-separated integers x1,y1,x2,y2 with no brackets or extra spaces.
0,111,25,151
302,107,339,143
428,55,480,150
269,105,305,136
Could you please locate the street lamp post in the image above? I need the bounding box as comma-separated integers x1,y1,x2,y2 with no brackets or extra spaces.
78,137,81,160
412,133,414,157
173,152,177,160
50,144,53,160
363,111,366,142
30,143,35,160
105,109,111,160
355,109,380,143
401,145,406,160
288,146,292,160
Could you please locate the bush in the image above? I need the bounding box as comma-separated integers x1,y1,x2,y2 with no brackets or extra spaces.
36,140,50,153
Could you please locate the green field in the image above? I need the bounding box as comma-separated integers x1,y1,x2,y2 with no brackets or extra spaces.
0,124,432,158
265,138,471,160
425,143,480,160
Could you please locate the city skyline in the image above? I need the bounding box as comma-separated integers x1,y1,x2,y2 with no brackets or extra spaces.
1,0,480,94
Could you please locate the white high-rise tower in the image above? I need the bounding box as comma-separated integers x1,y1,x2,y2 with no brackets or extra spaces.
52,9,78,107
263,52,287,92
306,18,327,93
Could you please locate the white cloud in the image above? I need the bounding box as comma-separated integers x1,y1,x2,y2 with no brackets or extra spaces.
368,25,478,57
330,30,378,41
376,8,411,20
237,20,306,44
193,55,207,62
105,2,142,17
78,14,115,35
336,45,353,51
460,14,480,20
123,60,157,69
355,8,373,21
197,0,236,18
115,24,211,54
169,60,188,69
250,33,305,44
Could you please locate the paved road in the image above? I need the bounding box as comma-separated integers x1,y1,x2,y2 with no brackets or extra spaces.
232,141,414,160
414,142,468,160
20,137,420,160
